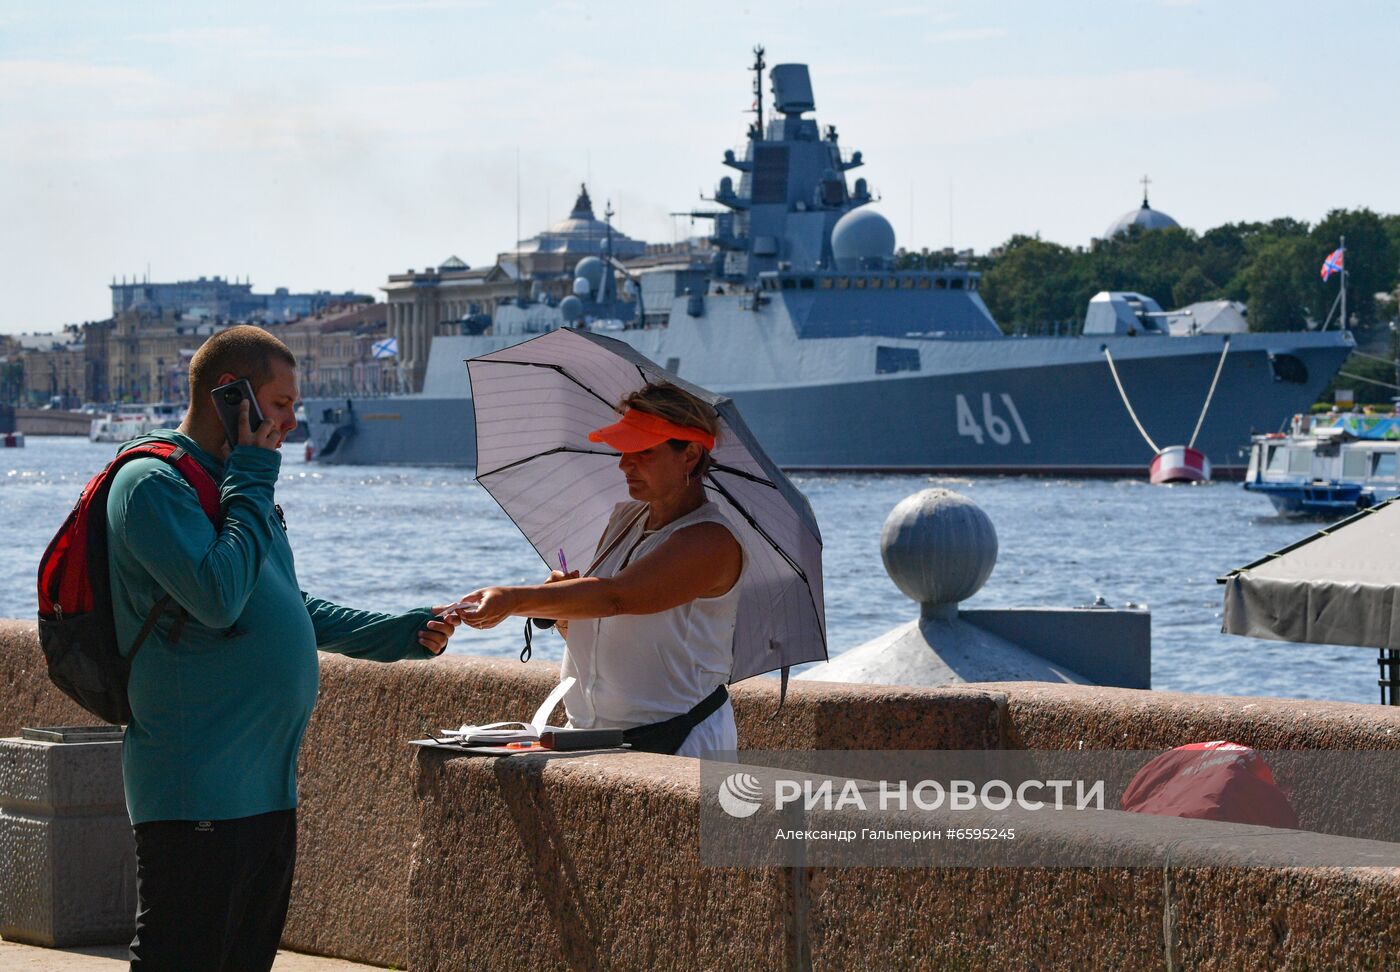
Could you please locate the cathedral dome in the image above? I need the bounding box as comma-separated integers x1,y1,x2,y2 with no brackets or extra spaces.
1105,178,1180,238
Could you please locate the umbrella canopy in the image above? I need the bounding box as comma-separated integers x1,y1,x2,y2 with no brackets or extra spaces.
466,328,827,682
1221,497,1400,649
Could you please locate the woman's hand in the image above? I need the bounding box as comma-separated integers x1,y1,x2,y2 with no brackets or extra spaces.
546,570,579,637
454,588,515,629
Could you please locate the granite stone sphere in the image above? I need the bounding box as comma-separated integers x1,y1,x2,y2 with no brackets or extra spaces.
880,489,998,607
559,295,583,322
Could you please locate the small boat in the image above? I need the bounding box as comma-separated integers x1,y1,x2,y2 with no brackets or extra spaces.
1244,412,1400,516
1150,445,1210,484
89,403,184,444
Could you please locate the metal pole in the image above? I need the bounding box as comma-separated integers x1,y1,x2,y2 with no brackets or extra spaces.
1340,234,1347,330
1380,649,1400,706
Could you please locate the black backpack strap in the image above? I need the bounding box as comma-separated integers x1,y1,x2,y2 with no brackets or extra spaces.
128,593,173,665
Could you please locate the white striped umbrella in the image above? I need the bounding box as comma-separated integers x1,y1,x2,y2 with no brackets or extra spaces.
467,328,826,683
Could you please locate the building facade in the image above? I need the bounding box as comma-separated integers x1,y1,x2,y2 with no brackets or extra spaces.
383,184,654,390
5,303,393,407
19,335,88,407
111,275,371,323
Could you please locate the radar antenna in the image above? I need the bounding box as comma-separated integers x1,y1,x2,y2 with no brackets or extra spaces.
750,45,766,140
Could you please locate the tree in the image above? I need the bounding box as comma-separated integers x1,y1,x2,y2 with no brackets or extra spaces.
1086,226,1201,310
0,360,22,405
1172,266,1213,308
1323,350,1400,407
979,235,1084,333
1382,214,1400,271
894,247,931,270
1241,235,1316,331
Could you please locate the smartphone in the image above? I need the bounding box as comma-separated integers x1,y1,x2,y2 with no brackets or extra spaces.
211,378,267,448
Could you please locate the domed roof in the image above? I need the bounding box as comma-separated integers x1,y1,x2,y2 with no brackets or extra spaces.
508,183,646,260
831,207,896,270
1106,181,1180,238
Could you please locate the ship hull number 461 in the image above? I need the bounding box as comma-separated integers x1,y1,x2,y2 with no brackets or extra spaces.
955,393,1031,445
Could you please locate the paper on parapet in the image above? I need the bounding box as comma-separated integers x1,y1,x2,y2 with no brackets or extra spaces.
438,676,575,745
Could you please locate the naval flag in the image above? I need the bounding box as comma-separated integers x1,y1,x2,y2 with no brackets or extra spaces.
372,336,398,359
1320,247,1344,282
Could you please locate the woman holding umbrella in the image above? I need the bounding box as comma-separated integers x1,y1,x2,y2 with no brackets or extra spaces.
454,383,745,757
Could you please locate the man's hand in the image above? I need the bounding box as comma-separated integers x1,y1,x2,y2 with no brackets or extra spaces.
419,604,464,655
237,399,283,451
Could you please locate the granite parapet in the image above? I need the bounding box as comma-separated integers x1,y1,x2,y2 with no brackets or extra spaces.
4,621,1400,968
976,681,1400,751
409,746,1400,970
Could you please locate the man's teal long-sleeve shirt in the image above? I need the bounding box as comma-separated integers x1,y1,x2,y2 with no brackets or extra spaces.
106,430,435,825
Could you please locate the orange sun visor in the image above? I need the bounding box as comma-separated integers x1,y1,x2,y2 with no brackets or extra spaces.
587,409,716,453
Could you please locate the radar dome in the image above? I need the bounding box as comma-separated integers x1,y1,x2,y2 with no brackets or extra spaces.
573,277,592,297
574,257,605,293
560,295,583,322
831,208,896,271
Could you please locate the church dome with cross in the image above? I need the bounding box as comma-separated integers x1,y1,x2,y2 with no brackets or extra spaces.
1105,176,1181,238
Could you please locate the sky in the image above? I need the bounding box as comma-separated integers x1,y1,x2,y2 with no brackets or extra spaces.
2,0,1397,334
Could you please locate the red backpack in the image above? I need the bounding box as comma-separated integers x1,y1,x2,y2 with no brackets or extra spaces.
1121,740,1298,829
37,441,221,724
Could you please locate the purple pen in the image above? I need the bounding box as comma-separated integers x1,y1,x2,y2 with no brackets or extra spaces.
558,548,568,573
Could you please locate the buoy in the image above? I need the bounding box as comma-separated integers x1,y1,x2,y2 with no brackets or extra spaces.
304,441,315,463
1104,336,1228,486
2,432,23,448
1150,445,1210,484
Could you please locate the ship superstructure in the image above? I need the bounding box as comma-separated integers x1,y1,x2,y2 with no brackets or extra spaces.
305,50,1353,473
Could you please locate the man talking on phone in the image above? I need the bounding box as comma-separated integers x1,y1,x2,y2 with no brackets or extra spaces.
104,325,463,971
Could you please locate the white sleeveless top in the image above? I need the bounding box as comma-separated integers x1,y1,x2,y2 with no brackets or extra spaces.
561,500,743,729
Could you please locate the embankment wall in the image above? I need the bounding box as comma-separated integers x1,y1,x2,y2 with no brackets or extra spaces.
2,619,1397,969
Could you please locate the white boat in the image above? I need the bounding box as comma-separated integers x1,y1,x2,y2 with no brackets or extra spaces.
89,403,184,444
1244,412,1400,516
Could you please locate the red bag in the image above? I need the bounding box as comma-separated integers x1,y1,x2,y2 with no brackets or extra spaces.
1121,740,1298,829
36,442,220,724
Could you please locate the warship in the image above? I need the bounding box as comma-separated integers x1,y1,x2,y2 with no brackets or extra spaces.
304,50,1354,475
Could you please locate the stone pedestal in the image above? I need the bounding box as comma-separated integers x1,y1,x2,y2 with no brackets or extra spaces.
0,727,135,947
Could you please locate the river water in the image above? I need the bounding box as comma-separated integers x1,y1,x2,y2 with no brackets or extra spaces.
0,436,1375,704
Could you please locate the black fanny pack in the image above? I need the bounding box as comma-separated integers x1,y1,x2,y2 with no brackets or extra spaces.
622,684,729,755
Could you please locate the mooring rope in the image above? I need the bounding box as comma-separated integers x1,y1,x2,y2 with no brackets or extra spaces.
1101,346,1160,454
1188,336,1231,450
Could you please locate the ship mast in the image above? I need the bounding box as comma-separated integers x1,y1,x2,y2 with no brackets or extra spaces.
751,45,765,139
